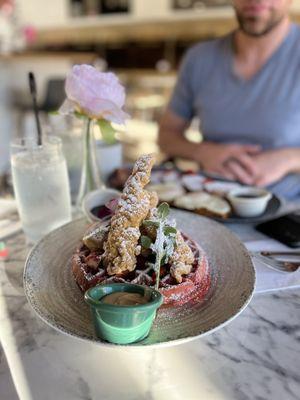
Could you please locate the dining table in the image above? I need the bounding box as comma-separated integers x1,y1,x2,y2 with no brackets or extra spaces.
0,200,299,400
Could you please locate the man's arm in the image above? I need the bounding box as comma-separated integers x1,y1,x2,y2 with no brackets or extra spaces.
158,109,202,161
289,149,300,173
158,109,261,184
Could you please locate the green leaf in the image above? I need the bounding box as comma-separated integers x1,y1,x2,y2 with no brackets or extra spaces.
48,110,59,115
143,220,159,228
161,254,167,266
97,119,117,145
140,235,152,249
164,226,177,236
74,111,87,120
157,202,170,220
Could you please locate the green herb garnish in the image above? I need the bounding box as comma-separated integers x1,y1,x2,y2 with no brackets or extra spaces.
142,203,177,289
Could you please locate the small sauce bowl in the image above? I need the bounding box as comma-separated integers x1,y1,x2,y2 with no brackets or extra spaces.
84,283,163,345
82,188,121,222
227,188,272,218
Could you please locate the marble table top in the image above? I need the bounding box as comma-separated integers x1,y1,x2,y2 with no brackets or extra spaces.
0,220,299,400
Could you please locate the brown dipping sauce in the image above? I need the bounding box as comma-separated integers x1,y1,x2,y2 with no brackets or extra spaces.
101,291,150,306
235,194,263,199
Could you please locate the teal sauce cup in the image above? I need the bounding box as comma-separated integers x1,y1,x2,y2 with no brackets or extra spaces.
84,283,163,345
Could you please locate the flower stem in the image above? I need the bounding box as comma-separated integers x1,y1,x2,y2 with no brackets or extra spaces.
76,118,104,208
85,118,93,191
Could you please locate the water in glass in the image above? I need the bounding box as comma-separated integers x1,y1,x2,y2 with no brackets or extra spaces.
11,136,71,242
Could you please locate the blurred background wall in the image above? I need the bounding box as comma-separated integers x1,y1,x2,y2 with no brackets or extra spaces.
1,0,300,185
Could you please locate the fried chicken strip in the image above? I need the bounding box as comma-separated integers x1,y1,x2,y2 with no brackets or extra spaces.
170,232,195,283
104,154,156,275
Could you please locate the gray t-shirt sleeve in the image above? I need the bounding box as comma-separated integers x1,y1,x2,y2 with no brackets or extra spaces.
169,49,195,121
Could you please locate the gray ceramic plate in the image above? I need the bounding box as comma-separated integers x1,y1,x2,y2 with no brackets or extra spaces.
24,210,255,348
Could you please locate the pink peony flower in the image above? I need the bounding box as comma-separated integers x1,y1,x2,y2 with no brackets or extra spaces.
59,64,129,124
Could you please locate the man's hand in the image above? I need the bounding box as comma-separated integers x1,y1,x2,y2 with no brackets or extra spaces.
226,148,300,187
158,109,300,187
159,111,259,183
197,142,261,184
250,149,299,187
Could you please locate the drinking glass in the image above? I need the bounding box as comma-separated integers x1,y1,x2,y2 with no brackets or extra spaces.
10,136,72,243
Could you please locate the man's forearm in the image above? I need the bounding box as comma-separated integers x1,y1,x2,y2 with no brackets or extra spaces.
285,148,300,173
158,130,205,162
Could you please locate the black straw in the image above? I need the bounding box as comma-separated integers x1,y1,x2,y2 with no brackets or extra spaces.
28,72,42,146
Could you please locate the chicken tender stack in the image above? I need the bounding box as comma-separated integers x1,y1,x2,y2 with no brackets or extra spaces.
104,154,156,275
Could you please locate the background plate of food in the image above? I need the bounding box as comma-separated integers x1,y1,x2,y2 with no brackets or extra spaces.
108,165,282,224
24,155,255,348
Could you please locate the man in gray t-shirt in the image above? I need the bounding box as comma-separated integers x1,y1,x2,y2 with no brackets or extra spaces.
159,0,300,200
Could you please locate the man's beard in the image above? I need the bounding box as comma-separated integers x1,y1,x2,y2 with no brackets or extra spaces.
235,11,285,37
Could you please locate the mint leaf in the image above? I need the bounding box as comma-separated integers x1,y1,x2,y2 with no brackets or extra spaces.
143,203,176,289
157,202,170,220
143,220,159,228
161,254,167,265
140,235,152,249
97,119,117,145
164,226,177,236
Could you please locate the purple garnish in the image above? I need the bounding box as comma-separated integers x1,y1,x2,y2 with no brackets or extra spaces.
105,198,119,213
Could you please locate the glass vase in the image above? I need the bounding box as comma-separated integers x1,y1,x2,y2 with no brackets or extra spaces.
76,118,103,208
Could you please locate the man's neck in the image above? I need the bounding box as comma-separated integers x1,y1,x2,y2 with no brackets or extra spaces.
233,17,291,79
234,16,290,61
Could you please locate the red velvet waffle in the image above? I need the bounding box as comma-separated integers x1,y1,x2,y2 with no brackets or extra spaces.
72,233,210,306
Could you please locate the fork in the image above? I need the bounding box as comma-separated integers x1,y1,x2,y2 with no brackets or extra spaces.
250,252,300,273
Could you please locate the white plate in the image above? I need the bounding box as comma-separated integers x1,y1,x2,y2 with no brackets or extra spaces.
24,210,255,348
